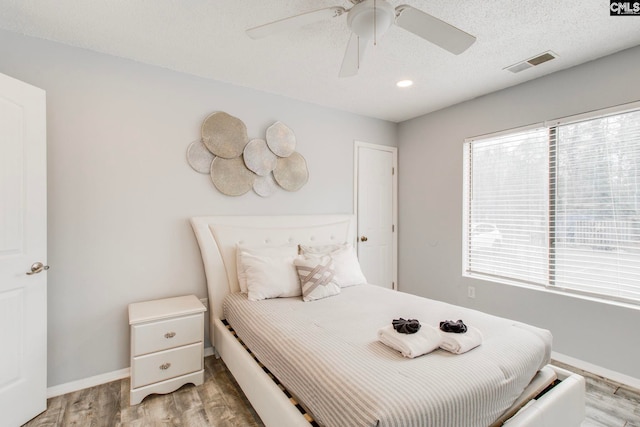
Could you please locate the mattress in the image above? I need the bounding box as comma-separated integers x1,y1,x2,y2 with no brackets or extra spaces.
223,284,552,427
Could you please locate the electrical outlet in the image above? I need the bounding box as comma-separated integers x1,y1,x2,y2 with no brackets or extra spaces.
199,297,209,308
467,286,476,299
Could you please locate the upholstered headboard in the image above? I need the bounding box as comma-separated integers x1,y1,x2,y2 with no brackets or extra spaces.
190,215,356,342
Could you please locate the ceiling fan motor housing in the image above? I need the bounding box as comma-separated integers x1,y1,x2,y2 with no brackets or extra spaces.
347,0,395,40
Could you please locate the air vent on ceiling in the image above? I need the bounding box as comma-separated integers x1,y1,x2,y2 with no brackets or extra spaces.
504,51,558,74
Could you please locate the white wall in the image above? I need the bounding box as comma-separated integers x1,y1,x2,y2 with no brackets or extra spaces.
398,45,640,379
0,30,397,387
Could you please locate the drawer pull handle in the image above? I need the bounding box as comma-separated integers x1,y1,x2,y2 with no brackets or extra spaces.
164,332,176,338
159,363,171,370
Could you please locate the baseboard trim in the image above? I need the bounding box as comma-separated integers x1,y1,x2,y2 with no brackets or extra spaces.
552,351,640,390
47,346,216,398
47,367,130,398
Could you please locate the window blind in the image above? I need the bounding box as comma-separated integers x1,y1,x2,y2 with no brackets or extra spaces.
464,106,640,305
464,127,549,285
551,109,640,302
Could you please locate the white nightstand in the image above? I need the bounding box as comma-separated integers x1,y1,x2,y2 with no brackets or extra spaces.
128,295,207,405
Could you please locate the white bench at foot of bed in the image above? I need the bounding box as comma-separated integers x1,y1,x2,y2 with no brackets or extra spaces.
213,318,585,427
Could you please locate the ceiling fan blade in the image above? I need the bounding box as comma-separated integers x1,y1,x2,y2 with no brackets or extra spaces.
395,5,476,54
339,33,368,78
246,6,346,39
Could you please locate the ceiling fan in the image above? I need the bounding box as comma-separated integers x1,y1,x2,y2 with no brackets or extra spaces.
246,0,476,78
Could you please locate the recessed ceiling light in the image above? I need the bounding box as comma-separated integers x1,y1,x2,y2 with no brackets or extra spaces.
396,79,413,88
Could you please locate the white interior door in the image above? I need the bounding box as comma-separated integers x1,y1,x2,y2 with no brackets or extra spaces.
0,72,47,426
355,142,397,289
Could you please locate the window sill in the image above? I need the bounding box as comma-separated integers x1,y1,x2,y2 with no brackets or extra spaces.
462,272,640,312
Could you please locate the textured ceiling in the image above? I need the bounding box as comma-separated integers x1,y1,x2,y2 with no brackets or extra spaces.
1,0,639,122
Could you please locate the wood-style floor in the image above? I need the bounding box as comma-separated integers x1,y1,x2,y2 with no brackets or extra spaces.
23,356,262,427
23,356,640,427
551,360,640,427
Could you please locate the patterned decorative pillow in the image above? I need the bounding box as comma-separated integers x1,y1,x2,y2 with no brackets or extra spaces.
299,243,367,287
293,256,341,302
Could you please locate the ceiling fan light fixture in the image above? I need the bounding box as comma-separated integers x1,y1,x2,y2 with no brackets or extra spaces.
347,0,394,40
246,1,477,78
396,79,414,88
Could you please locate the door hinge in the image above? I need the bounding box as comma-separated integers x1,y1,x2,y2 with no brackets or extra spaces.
392,281,396,290
392,224,395,232
392,167,395,175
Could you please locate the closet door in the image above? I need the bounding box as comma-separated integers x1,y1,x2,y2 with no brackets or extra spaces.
354,141,397,290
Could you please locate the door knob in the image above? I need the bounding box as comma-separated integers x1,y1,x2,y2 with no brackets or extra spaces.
26,262,49,275
360,236,368,242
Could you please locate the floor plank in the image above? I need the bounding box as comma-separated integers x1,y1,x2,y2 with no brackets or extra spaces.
23,356,640,426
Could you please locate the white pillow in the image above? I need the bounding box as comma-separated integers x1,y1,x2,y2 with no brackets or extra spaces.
294,256,341,302
241,252,301,301
299,243,367,287
236,245,298,293
300,243,343,255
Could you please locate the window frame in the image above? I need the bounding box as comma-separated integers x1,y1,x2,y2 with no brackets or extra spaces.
463,100,640,307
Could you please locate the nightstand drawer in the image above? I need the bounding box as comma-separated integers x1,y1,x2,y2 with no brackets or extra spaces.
132,342,203,389
132,313,203,356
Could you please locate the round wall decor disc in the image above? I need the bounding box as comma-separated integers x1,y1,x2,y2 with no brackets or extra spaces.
210,156,255,196
243,139,277,176
266,121,296,158
273,152,309,191
201,112,248,159
253,173,279,197
187,139,215,173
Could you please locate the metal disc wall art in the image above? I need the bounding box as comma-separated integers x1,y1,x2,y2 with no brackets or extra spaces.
273,152,309,191
201,112,248,159
243,139,277,176
253,173,279,198
187,112,308,197
187,139,216,173
266,121,296,157
210,157,255,196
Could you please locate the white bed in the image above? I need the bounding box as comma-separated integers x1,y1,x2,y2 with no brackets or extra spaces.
190,214,585,427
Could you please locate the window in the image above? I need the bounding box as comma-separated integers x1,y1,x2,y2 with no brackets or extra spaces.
463,104,640,304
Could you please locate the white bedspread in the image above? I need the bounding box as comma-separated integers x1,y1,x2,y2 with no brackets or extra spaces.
223,284,552,427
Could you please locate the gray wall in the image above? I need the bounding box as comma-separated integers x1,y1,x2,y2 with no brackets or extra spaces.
398,45,640,379
0,30,397,387
2,26,639,387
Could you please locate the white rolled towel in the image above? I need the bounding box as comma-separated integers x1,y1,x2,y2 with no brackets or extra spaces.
377,324,442,358
439,326,483,354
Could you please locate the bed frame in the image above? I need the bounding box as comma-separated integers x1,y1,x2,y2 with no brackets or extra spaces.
190,215,585,427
